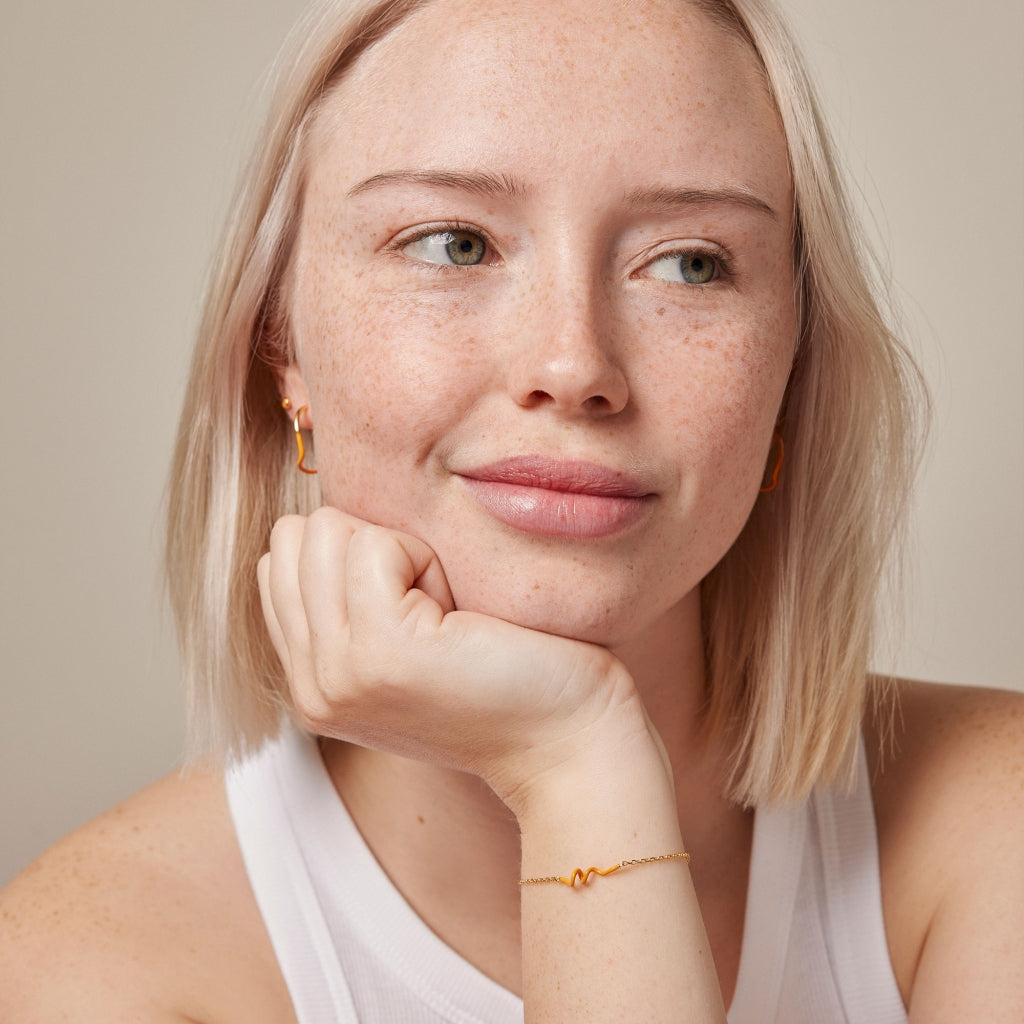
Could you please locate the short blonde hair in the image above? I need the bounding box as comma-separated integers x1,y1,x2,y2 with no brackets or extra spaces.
166,0,926,803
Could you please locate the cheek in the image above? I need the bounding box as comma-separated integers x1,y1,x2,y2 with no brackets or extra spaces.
293,274,491,518
637,297,794,461
635,299,795,576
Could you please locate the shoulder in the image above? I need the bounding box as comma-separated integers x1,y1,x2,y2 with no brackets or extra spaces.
867,679,1023,829
0,765,295,1024
868,678,1024,803
866,679,1024,1020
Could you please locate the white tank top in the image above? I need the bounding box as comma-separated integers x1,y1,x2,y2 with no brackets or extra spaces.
226,727,907,1023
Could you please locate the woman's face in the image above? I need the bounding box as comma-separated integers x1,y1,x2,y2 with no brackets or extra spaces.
282,0,796,645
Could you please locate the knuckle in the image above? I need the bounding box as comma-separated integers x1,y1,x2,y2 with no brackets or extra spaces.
306,505,342,531
270,513,304,545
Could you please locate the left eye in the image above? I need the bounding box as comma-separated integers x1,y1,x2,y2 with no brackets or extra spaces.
403,230,488,266
646,251,720,284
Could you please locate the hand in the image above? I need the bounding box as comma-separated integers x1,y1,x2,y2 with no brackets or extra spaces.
256,507,646,809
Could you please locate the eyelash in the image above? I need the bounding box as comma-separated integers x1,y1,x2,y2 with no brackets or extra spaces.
639,244,735,284
388,220,497,271
387,223,735,284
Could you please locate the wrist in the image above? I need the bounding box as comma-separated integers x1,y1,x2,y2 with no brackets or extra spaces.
502,690,680,852
515,744,684,899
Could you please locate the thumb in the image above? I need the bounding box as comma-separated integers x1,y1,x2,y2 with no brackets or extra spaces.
347,525,456,621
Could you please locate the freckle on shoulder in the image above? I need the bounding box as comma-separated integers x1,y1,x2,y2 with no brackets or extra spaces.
0,766,242,1017
868,677,1024,805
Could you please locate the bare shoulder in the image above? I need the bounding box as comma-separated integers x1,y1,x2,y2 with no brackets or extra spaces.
867,679,1023,828
866,679,1024,1021
0,765,294,1024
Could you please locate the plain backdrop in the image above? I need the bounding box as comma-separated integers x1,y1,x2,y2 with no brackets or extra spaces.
2,0,1021,886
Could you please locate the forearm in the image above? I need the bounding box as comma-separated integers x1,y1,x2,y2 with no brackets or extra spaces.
259,514,725,1017
515,713,726,1024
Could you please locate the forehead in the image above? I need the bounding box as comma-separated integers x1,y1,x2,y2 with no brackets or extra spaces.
307,0,790,214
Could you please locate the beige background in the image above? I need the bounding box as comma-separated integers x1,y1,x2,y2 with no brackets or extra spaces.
2,1,1021,885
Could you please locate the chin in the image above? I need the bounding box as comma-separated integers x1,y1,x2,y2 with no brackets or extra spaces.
444,573,660,648
410,517,703,649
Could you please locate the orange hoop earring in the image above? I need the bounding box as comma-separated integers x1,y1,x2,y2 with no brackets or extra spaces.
759,430,784,493
281,398,317,475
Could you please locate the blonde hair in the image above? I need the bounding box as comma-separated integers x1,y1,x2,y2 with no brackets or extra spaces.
166,0,926,803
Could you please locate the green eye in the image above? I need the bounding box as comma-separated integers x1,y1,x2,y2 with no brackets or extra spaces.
647,249,722,285
678,254,715,284
444,231,486,266
403,229,489,266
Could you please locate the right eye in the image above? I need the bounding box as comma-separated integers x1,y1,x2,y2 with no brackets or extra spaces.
645,249,723,285
402,229,489,266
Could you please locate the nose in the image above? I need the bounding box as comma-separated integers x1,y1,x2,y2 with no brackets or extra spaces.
506,278,629,417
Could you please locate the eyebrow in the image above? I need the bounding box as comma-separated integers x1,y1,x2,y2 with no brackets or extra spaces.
625,185,777,220
347,169,528,200
346,170,777,220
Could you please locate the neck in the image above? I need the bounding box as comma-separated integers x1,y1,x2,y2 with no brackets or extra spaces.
611,589,742,845
611,587,708,756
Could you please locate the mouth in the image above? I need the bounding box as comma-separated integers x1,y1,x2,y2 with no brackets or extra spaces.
456,455,656,538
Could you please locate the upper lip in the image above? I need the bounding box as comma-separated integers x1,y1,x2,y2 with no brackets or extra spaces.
457,456,653,498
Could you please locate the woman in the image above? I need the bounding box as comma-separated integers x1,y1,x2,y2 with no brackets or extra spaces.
1,0,1020,1020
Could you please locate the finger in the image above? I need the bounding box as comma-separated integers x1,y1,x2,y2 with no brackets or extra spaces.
265,515,315,686
297,507,361,668
411,544,456,615
257,551,291,678
345,525,453,643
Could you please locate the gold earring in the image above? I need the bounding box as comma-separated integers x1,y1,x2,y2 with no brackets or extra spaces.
281,398,317,475
759,430,784,493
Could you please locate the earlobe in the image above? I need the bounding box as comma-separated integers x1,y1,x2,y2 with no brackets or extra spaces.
276,364,311,422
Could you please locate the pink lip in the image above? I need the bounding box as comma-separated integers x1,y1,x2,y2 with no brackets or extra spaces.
457,456,655,538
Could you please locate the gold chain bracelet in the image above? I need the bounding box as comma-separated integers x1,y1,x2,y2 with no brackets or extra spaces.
518,850,690,888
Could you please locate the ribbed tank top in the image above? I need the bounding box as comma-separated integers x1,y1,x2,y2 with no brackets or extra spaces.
226,728,907,1023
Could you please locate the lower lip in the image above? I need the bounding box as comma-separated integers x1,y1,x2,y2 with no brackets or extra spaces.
460,479,653,538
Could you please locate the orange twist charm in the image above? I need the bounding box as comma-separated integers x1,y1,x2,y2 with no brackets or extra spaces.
519,851,689,888
559,864,622,887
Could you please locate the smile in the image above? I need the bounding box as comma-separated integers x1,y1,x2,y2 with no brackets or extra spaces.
457,456,656,538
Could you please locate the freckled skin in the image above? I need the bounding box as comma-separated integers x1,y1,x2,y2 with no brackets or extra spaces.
282,0,796,646
3,7,1022,1022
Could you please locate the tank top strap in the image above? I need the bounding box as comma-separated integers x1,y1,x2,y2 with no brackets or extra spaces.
728,737,907,1024
812,740,906,1022
727,781,807,1021
226,729,361,1024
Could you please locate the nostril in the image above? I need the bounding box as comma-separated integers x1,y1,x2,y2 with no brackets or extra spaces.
524,389,614,410
510,345,630,416
525,389,552,406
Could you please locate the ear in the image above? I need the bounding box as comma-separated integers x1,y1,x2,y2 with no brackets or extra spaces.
276,364,314,429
